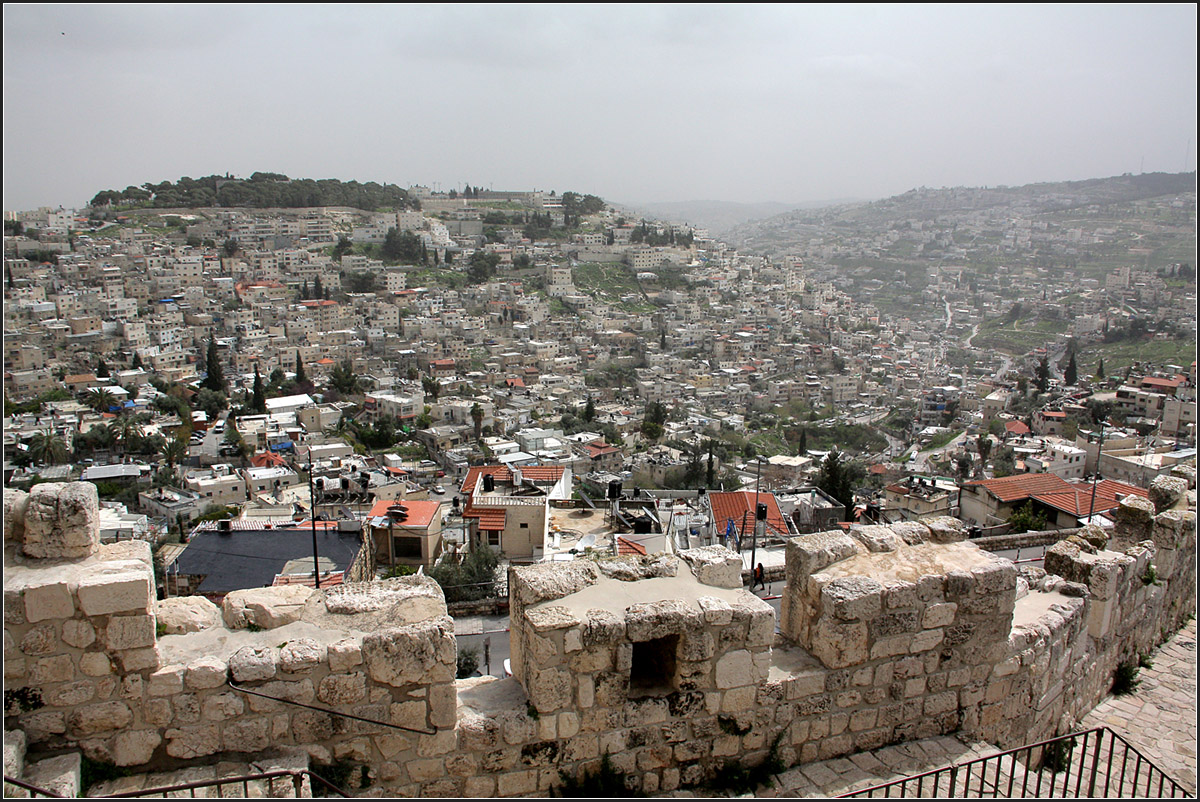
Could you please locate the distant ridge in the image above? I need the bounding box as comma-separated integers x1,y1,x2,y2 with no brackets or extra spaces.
615,198,865,236
724,172,1196,253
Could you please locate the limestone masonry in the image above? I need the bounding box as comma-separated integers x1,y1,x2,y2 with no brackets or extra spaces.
3,471,1195,795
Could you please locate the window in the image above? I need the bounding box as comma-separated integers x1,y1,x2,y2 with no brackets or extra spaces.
392,536,422,560
487,531,501,548
629,635,679,696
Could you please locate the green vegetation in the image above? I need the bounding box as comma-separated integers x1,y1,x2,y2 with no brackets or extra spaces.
428,545,499,602
456,647,479,679
1007,502,1047,532
572,262,656,313
90,173,417,211
920,429,961,452
1111,660,1142,696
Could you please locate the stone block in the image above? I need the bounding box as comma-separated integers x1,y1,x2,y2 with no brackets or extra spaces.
112,730,161,767
526,604,583,633
429,683,457,729
327,638,362,672
43,681,95,707
155,596,221,634
201,693,244,721
849,524,905,552
697,595,734,626
317,672,366,706
21,482,99,560
625,598,696,641
222,718,270,753
31,654,75,685
280,638,324,673
922,602,957,628
822,576,885,621
228,646,279,682
678,545,743,588
165,725,222,759
68,701,133,737
106,615,156,650
147,665,185,696
76,568,153,617
185,656,228,690
222,586,315,630
811,618,869,669
20,624,58,656
361,617,455,687
1149,475,1188,513
22,580,74,623
788,531,864,580
923,516,968,543
714,649,753,689
61,619,95,649
4,488,28,542
911,628,945,653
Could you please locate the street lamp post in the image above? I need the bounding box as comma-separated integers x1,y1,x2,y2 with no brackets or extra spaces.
750,455,764,572
307,464,321,589
1085,420,1107,526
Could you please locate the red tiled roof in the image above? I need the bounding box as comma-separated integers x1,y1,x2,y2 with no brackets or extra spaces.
273,571,344,588
964,473,1072,503
708,491,790,538
463,504,506,530
617,537,647,556
1005,420,1031,435
460,465,565,495
1033,480,1149,518
1040,411,1067,419
366,498,442,528
251,452,288,468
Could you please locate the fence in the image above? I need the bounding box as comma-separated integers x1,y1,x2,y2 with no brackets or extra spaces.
840,727,1194,798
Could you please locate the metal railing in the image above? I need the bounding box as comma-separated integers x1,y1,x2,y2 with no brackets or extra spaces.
6,769,349,799
840,727,1194,798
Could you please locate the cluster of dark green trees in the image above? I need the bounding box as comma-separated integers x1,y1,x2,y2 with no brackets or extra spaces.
89,173,419,211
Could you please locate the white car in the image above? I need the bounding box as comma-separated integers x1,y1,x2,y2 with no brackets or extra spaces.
432,486,445,495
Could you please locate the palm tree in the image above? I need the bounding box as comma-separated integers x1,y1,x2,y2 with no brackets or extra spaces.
109,416,143,458
162,436,188,478
87,388,117,414
29,431,69,466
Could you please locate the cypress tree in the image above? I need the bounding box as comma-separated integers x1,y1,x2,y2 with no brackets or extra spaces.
1096,358,1105,380
251,366,266,413
1064,352,1077,386
203,337,225,392
294,351,308,387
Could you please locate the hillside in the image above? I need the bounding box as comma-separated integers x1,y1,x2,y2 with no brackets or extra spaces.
725,172,1197,253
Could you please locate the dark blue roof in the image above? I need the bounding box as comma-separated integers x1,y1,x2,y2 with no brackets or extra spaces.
174,528,362,594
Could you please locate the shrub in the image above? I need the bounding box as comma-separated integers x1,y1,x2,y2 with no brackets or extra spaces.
1112,660,1141,696
1041,736,1074,774
1142,565,1159,585
457,647,479,679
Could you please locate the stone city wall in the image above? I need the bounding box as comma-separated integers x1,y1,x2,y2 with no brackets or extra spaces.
3,475,1196,797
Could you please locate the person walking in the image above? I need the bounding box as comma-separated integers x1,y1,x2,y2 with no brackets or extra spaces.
753,562,766,591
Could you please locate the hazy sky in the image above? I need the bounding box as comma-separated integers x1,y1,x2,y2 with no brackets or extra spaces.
4,4,1197,210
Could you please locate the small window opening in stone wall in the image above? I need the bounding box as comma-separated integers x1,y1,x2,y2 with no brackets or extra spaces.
629,635,679,695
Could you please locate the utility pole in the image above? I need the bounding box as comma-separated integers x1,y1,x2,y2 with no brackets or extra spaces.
1085,421,1107,525
308,463,321,589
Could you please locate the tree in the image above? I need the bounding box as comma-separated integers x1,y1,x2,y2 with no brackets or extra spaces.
29,431,69,466
293,351,310,391
332,235,353,261
816,448,860,521
467,252,501,284
131,352,143,370
1008,501,1047,533
583,396,596,423
96,359,110,378
1096,357,1105,380
470,403,484,440
1064,352,1077,386
313,274,324,300
1033,356,1050,394
202,338,226,393
421,376,440,402
329,359,360,395
251,367,266,414
222,238,239,258
86,387,118,414
976,434,992,468
797,427,808,455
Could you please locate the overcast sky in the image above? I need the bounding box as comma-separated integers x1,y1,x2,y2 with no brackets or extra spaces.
3,4,1197,211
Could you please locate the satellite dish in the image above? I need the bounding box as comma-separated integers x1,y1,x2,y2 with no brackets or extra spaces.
578,534,596,550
